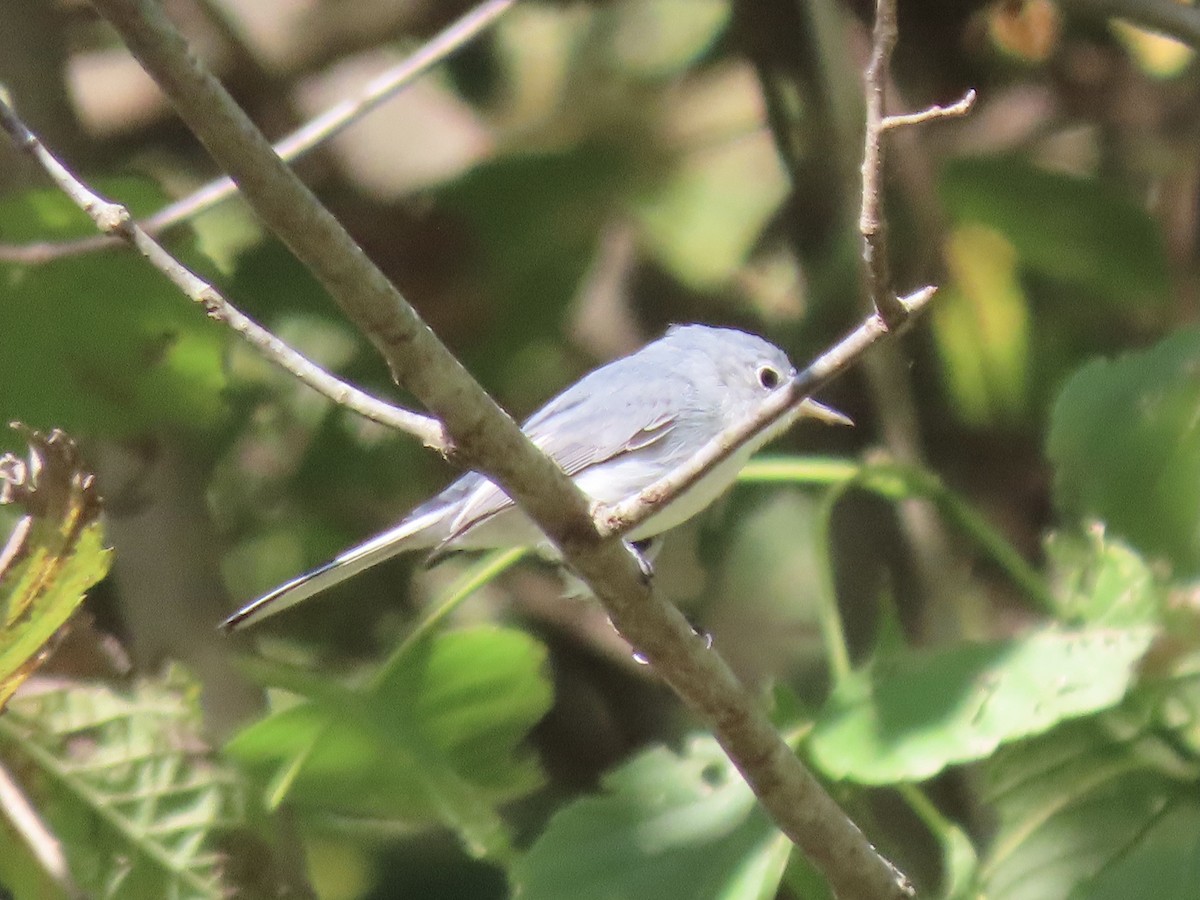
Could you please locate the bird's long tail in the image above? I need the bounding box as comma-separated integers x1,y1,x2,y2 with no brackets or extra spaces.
220,507,444,631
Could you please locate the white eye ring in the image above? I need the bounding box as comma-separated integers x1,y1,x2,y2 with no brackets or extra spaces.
756,364,782,390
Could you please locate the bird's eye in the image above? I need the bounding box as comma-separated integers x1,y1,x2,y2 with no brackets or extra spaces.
757,365,782,390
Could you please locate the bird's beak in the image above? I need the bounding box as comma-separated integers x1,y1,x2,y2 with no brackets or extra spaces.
798,398,853,428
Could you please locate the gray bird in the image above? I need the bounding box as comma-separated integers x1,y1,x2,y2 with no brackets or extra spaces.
222,324,846,630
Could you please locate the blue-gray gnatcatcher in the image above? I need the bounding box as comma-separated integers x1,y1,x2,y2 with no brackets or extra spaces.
222,324,846,630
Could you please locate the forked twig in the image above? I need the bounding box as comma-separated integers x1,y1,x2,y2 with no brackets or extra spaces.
882,89,976,131
860,0,974,328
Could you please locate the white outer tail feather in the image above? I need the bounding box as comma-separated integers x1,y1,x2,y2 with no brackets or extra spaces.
219,508,444,631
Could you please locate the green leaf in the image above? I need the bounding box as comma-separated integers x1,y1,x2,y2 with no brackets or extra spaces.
1048,327,1200,574
940,157,1169,307
979,717,1198,900
512,736,791,900
0,184,226,438
0,524,108,710
809,626,1155,784
1083,800,1200,899
895,784,980,900
1,427,109,710
225,626,551,859
1044,529,1164,626
0,674,245,900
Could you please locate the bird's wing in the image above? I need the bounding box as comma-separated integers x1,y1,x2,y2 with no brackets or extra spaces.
441,388,682,548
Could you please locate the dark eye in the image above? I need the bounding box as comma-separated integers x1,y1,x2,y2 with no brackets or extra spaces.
757,365,782,390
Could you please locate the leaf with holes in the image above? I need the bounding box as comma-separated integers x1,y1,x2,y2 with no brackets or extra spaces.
0,673,245,900
1043,528,1164,627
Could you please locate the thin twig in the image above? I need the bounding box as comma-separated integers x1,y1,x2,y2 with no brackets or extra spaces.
856,0,982,643
859,0,902,327
882,89,976,131
0,760,88,899
859,2,974,330
0,95,450,452
143,0,515,232
0,0,516,265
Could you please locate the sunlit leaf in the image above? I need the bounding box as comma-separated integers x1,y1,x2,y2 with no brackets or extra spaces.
809,626,1155,783
1048,328,1200,574
513,736,792,900
0,427,108,711
605,0,731,78
1111,21,1194,79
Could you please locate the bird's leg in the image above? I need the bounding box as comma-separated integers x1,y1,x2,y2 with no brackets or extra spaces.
625,536,661,582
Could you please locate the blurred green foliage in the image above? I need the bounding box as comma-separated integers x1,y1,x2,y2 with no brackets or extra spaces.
1049,328,1200,574
226,625,552,860
0,185,227,441
1,0,1200,898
